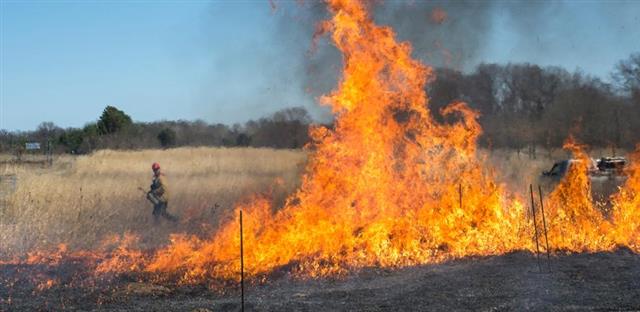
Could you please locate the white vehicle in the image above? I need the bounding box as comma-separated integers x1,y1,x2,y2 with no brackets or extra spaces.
541,157,628,211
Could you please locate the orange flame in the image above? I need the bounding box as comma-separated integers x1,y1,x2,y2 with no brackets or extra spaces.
4,0,640,287
543,136,613,251
610,146,640,251
145,0,530,283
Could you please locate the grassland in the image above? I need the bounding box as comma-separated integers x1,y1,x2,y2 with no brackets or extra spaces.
0,146,627,258
0,147,306,256
1,146,638,311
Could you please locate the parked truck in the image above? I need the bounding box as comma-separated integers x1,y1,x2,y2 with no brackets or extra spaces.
540,156,627,212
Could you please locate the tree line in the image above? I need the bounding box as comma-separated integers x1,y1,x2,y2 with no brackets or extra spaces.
0,106,311,154
429,53,640,153
1,53,639,155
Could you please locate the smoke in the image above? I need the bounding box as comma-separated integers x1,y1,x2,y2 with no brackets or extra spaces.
271,1,541,117
375,1,496,71
264,1,638,122
268,2,337,122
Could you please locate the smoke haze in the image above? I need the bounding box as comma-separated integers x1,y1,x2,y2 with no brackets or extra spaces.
265,0,638,123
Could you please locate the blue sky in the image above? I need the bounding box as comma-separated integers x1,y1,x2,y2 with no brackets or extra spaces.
482,1,640,77
1,0,639,131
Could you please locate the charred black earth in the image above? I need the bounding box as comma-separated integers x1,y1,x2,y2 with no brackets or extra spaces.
1,249,639,311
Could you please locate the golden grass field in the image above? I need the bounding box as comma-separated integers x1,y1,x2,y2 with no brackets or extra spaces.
0,146,626,257
0,147,307,256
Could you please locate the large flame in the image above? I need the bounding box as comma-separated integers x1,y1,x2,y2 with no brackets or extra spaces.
611,146,640,251
144,0,530,283
143,1,640,284
4,0,640,289
541,137,613,251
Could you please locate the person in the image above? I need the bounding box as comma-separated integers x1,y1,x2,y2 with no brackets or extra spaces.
147,162,178,222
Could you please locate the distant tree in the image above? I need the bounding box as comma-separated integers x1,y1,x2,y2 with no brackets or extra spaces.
35,122,63,151
157,128,177,148
58,129,85,153
209,123,233,146
613,53,640,94
426,68,464,121
500,63,564,119
466,63,500,115
245,107,311,148
56,122,103,154
36,122,62,139
83,123,99,137
271,107,311,123
97,106,132,135
236,133,251,146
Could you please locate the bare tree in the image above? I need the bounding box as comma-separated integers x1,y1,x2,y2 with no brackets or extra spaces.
613,53,640,94
35,122,62,141
466,63,500,115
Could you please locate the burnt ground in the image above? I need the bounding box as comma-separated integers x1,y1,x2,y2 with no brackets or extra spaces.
1,249,639,311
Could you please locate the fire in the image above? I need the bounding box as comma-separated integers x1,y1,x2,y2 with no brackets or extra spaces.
94,233,146,275
144,1,640,283
611,146,640,251
542,137,613,251
0,233,147,292
3,0,640,289
145,0,530,282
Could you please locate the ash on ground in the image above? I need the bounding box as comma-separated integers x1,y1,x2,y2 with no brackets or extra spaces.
1,249,639,311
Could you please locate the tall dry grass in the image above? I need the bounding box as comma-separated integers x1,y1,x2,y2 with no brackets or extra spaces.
0,146,627,257
0,147,306,256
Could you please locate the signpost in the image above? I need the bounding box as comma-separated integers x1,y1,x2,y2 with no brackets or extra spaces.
25,142,41,150
22,142,52,167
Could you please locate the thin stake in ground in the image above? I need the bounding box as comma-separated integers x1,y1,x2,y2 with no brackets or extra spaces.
240,210,244,312
538,185,552,271
529,184,542,273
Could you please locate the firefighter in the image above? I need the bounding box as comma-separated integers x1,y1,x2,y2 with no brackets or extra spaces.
147,162,178,222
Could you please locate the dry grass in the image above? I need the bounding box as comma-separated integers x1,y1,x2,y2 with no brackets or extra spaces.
0,146,628,257
0,147,306,256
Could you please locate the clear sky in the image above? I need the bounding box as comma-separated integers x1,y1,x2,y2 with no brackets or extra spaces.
1,0,639,131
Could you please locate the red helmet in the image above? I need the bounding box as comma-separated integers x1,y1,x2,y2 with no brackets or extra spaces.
152,162,160,171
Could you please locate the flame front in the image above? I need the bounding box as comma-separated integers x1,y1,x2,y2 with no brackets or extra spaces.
6,0,640,288
145,0,530,282
611,148,640,251
542,137,613,251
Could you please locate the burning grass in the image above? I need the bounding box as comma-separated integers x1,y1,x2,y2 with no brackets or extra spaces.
2,1,640,307
0,147,306,256
139,0,640,284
